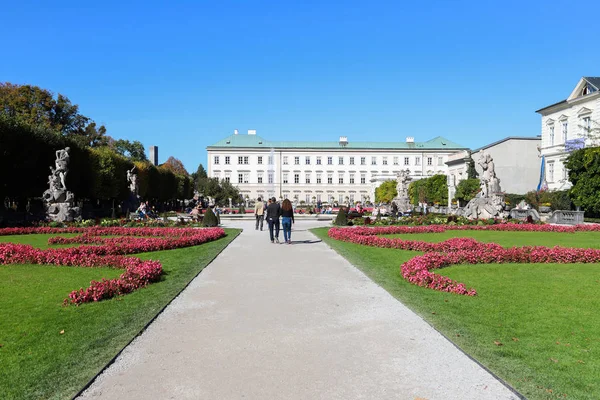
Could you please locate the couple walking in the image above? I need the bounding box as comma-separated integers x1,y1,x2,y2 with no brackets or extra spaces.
257,197,294,244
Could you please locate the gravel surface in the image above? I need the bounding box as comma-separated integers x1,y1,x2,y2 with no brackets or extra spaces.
78,220,518,400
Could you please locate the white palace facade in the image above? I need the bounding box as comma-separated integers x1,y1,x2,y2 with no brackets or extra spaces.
206,130,468,204
536,77,600,190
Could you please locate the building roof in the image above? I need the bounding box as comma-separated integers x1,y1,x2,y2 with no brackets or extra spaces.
536,76,600,113
207,134,467,150
471,136,540,153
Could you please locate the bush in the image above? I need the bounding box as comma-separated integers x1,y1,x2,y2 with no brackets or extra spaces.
333,206,348,226
202,207,219,227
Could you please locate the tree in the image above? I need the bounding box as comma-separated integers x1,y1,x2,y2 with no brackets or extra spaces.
564,147,600,214
375,180,397,203
466,156,479,179
0,82,108,147
202,207,219,227
408,175,448,205
333,206,348,226
161,156,189,176
191,163,208,191
112,139,147,161
454,178,480,205
197,177,240,206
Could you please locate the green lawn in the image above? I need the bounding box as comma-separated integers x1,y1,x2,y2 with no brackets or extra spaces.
312,227,600,400
0,229,241,400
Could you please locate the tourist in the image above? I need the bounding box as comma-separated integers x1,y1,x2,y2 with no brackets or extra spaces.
265,196,281,243
255,196,265,231
280,198,295,244
136,202,147,219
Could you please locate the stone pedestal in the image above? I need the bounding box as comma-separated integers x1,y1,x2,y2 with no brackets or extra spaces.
461,193,505,220
46,201,81,222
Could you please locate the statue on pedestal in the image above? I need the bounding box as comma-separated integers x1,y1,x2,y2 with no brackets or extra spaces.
460,152,505,220
127,166,138,195
392,169,412,213
43,147,80,222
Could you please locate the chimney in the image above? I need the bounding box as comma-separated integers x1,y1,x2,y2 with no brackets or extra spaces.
248,129,257,135
406,136,415,143
149,146,159,166
339,136,348,146
234,129,239,135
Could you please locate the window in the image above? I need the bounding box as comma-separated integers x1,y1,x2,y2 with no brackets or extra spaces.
382,156,388,165
393,157,399,165
339,156,344,165
415,157,421,166
268,172,274,184
349,174,355,184
360,174,366,184
327,174,333,184
371,156,377,165
244,156,249,164
549,125,555,146
283,156,289,165
306,194,311,203
257,172,263,183
339,175,344,184
548,162,555,182
583,117,592,135
283,173,289,184
283,194,288,200
339,194,344,203
238,173,243,183
225,156,230,165
305,173,311,184
327,157,333,165
213,171,220,180
224,172,230,183
438,157,444,166
214,156,220,165
294,174,300,184
360,157,366,165
562,121,568,142
316,173,322,184
404,157,410,166
316,156,322,165
294,156,300,165
427,157,433,166
243,173,249,183
349,194,354,203
257,156,262,165
238,156,243,164
316,194,321,202
305,156,310,165
350,157,355,165
268,155,273,164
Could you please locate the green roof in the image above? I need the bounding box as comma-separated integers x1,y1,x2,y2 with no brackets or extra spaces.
207,134,467,150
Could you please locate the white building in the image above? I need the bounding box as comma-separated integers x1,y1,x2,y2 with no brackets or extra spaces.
536,77,600,190
206,130,468,204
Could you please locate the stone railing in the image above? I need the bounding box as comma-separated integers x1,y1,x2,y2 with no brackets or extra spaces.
510,209,541,221
549,210,585,225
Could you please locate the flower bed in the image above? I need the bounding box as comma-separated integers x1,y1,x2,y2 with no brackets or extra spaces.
328,225,600,295
0,227,226,305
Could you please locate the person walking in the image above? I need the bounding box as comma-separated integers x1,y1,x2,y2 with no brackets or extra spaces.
265,196,281,243
254,197,265,230
280,198,295,244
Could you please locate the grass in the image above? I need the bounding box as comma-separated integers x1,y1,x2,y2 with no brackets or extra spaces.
312,227,600,400
0,228,241,400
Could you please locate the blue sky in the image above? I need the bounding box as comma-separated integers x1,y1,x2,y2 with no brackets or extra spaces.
2,0,599,172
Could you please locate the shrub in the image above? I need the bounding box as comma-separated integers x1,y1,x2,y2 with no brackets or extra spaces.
202,207,219,227
333,206,348,226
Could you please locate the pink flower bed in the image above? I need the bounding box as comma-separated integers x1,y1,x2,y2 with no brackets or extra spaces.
0,227,226,305
328,225,600,296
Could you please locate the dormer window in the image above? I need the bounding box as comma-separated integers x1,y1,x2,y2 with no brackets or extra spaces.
581,82,598,96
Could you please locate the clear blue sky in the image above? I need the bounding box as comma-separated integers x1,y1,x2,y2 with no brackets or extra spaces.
2,0,599,173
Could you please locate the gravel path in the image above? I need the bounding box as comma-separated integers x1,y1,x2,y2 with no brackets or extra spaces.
78,220,518,400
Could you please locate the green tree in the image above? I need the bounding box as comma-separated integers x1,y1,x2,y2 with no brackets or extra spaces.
408,175,448,205
375,180,397,203
564,147,600,214
201,207,219,227
112,139,147,161
466,156,479,179
454,178,480,205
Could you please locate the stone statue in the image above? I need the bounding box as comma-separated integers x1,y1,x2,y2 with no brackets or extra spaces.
127,166,138,195
42,147,80,222
392,169,412,213
459,152,505,220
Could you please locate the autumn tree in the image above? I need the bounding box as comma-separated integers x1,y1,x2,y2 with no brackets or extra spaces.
161,156,189,175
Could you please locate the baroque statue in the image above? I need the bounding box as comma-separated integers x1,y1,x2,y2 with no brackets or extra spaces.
459,152,505,220
42,147,80,222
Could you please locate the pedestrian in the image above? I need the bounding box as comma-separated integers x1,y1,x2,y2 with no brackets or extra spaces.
280,198,295,244
254,197,265,230
265,196,281,243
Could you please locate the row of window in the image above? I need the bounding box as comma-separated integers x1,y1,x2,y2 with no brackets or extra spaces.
213,154,445,167
254,193,367,204
547,116,592,146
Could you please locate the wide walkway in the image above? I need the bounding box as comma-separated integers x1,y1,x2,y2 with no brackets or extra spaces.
79,220,518,400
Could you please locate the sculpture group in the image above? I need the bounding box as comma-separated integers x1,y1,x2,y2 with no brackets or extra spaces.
43,147,81,222
460,152,504,220
392,169,412,213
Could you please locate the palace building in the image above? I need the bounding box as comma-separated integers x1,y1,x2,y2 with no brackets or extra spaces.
206,129,468,204
536,77,600,190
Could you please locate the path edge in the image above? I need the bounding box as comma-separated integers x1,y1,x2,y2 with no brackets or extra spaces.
310,227,527,400
71,229,242,400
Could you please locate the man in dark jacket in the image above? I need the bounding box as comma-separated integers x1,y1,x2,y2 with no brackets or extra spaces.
265,197,281,243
